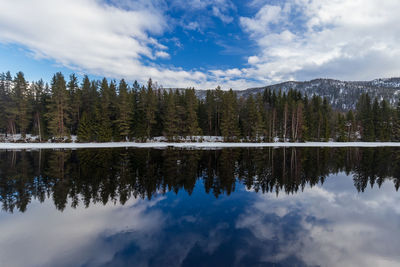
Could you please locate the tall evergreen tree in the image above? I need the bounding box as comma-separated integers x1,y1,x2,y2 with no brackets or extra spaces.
12,72,30,137
97,78,113,141
242,95,263,141
163,90,178,141
117,79,132,140
46,73,70,140
68,74,81,135
0,72,7,134
356,93,374,141
220,89,239,141
31,79,48,141
184,88,201,137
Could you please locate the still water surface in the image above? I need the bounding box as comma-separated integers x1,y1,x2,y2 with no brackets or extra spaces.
1,147,400,267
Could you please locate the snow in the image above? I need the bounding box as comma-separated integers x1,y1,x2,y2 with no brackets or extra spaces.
1,142,400,150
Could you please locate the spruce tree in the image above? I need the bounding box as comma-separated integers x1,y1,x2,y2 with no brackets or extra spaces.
77,112,91,142
394,100,400,141
144,79,157,138
356,93,374,141
98,78,113,141
346,110,355,141
336,113,347,142
242,95,263,141
31,79,48,141
184,88,201,137
0,72,7,134
68,74,81,135
220,89,239,141
46,72,70,140
163,90,178,141
117,79,132,141
12,72,30,138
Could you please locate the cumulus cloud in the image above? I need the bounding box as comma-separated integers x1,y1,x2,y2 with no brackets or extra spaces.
1,0,400,90
236,173,400,266
0,197,165,267
171,0,235,24
0,0,211,88
240,0,400,82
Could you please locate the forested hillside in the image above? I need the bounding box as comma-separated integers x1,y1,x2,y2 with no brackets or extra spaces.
212,78,400,111
1,71,399,142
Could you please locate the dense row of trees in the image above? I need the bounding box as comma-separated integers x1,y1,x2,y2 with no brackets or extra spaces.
1,71,400,142
1,147,400,212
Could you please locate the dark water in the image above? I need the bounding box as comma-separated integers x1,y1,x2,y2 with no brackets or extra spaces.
1,147,400,267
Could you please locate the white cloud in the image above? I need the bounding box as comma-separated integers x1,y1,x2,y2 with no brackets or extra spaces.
236,173,400,267
212,6,234,24
0,197,165,267
0,0,212,88
172,0,235,23
1,0,400,90
240,0,400,82
155,51,170,59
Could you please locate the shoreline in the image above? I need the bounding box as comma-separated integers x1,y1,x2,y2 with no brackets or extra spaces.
1,141,400,149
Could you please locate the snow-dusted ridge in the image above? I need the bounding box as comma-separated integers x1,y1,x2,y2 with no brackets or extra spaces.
1,142,400,150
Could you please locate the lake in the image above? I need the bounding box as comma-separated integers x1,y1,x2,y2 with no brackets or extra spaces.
0,147,400,267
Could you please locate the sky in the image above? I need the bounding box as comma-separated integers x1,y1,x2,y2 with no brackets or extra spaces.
0,0,400,89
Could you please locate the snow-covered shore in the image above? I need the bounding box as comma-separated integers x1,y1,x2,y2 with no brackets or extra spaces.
1,141,400,150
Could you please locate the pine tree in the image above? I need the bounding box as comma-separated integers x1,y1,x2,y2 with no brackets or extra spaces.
336,113,347,142
184,88,201,137
117,79,132,140
46,73,70,140
68,74,81,135
346,110,355,141
372,98,382,140
97,78,113,142
322,98,331,141
394,100,400,141
163,90,178,141
220,89,239,141
31,79,48,141
205,90,216,135
77,112,92,142
242,95,263,141
144,79,157,138
12,72,30,138
0,72,7,134
356,93,374,141
380,99,392,141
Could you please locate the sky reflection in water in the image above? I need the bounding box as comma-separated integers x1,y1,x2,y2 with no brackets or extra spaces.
0,148,400,267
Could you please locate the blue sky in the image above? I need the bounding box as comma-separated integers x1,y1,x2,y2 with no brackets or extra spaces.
0,0,400,89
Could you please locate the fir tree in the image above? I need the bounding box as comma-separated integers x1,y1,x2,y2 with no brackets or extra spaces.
0,72,7,134
31,79,48,141
336,113,347,142
144,79,157,138
46,73,70,140
98,78,113,141
117,79,132,140
12,72,30,137
77,112,91,142
220,89,239,141
163,90,178,141
68,74,81,135
184,88,201,137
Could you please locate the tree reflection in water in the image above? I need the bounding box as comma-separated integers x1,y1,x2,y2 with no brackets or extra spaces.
0,147,399,213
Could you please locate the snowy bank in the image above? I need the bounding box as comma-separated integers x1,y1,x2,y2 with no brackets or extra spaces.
1,142,400,150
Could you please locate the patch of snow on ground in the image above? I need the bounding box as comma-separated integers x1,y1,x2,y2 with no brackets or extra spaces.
1,141,400,150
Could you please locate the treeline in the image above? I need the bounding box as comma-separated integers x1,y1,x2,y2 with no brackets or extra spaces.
1,71,400,142
1,147,400,212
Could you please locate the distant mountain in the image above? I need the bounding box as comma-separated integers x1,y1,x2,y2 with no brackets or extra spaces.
195,78,400,110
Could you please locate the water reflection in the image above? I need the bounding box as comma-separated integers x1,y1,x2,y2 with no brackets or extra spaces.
1,147,400,213
1,148,400,267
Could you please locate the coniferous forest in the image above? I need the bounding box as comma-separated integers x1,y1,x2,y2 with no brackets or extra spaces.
1,71,400,142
